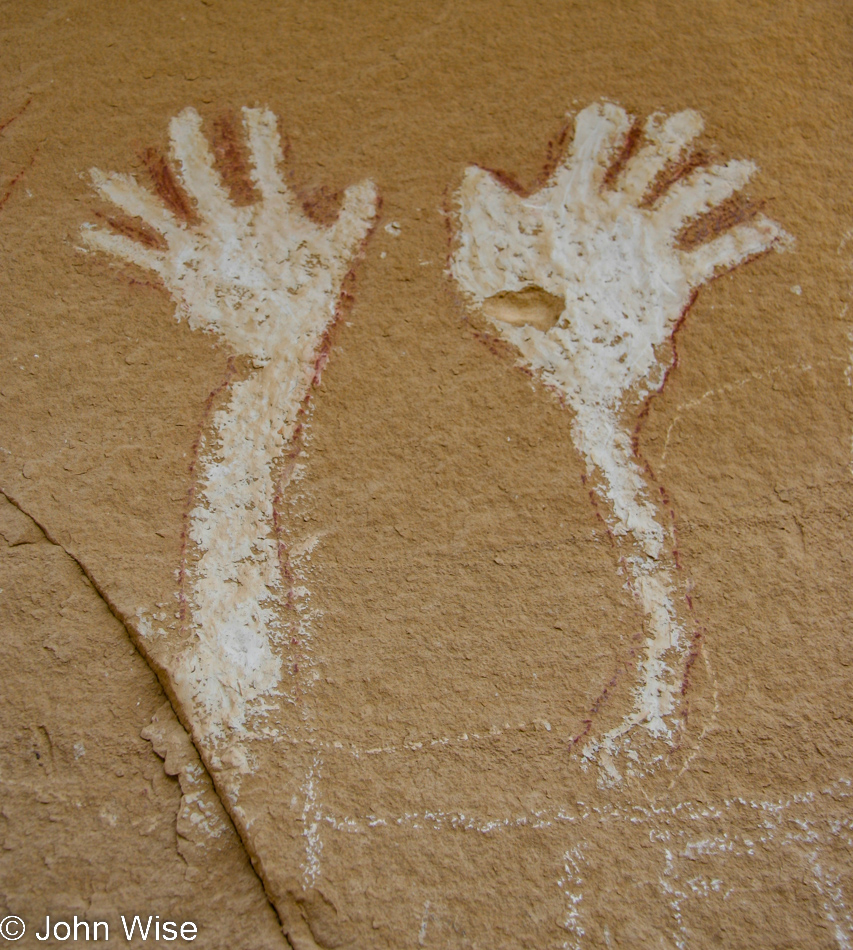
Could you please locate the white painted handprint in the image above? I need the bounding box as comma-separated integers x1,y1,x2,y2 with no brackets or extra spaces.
83,107,378,739
451,101,790,782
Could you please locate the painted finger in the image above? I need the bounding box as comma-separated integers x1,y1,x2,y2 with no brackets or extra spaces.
620,110,704,202
653,159,756,234
680,215,789,286
169,107,233,223
454,164,525,248
80,223,166,276
329,179,379,260
89,168,181,241
242,107,292,210
452,165,524,301
457,164,516,216
555,102,633,198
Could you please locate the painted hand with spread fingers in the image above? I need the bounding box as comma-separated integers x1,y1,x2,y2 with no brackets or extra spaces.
451,102,790,783
83,107,378,739
83,106,378,363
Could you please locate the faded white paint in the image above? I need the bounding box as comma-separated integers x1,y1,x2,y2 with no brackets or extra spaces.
558,846,586,950
301,754,324,887
82,106,378,739
842,262,853,473
418,900,432,947
450,101,790,779
312,779,853,949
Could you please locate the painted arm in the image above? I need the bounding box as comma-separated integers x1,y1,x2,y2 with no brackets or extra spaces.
83,107,378,738
451,102,789,782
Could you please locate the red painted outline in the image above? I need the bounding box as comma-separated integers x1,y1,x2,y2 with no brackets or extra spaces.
445,108,780,759
177,353,238,629
0,98,35,213
270,202,381,701
97,110,382,719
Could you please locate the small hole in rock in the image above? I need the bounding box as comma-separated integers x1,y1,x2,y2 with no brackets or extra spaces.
481,286,564,332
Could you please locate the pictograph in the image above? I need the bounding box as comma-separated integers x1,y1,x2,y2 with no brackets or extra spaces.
450,101,791,782
76,100,830,950
82,106,378,743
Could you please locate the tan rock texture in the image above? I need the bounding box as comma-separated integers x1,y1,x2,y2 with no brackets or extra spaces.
0,497,286,949
0,1,851,948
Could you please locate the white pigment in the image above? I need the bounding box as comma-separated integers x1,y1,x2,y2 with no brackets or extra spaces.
450,101,790,779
